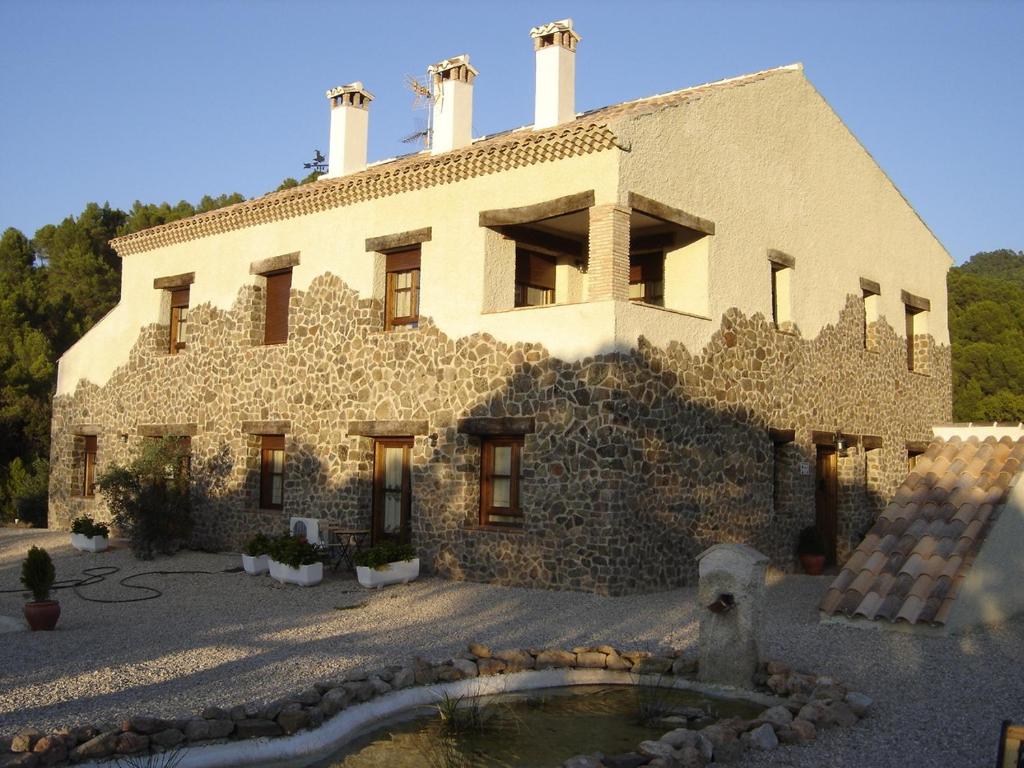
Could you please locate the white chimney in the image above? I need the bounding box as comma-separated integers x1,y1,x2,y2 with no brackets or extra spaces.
427,55,477,154
530,19,580,129
324,82,373,177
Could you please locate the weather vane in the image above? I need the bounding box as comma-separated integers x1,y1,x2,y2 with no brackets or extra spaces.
304,150,327,173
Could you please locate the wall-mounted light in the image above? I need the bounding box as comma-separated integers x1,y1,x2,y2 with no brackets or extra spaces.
835,431,849,457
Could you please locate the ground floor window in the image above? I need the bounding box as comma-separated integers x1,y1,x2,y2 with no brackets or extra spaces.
260,435,285,509
480,436,524,527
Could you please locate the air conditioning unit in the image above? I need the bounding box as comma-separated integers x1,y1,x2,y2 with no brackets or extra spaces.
289,516,324,545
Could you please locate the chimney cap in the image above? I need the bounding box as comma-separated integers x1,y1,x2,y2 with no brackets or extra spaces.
427,54,479,84
530,18,580,50
325,82,374,104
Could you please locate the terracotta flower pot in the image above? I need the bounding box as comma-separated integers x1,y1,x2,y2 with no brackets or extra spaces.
24,600,61,631
799,554,826,575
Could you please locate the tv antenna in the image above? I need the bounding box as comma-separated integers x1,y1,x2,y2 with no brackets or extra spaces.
303,149,328,173
400,73,433,147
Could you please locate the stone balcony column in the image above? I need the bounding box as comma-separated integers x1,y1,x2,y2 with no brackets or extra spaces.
587,203,630,301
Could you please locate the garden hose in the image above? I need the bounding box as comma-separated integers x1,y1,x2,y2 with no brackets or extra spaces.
0,565,240,603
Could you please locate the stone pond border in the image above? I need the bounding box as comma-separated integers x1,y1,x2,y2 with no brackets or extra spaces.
0,646,872,768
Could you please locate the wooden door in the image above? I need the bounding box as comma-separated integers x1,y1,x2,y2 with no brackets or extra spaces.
372,439,412,543
815,446,838,566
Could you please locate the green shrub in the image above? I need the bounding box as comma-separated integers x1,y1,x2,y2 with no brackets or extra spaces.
21,546,55,602
267,534,322,569
5,457,49,527
353,540,417,570
70,515,109,538
96,437,193,560
243,533,272,557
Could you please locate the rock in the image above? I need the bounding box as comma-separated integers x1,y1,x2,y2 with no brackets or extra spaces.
306,706,324,729
70,732,119,761
575,651,607,669
368,676,392,695
391,666,415,690
757,705,793,727
819,701,858,728
747,723,778,750
604,651,632,670
765,660,791,676
233,719,283,739
375,667,397,683
766,673,790,694
779,718,816,744
150,729,184,749
468,643,491,658
320,687,353,716
563,755,604,768
206,720,235,739
342,681,376,702
671,657,698,676
788,673,816,695
259,699,287,721
796,703,825,725
535,649,576,669
0,753,39,768
295,687,321,706
812,684,847,702
676,745,704,768
229,705,248,721
602,754,648,768
700,724,736,747
11,730,44,754
845,691,873,717
277,708,310,735
30,736,67,766
314,679,344,694
494,649,534,672
435,665,464,683
477,658,507,676
126,715,171,735
660,728,698,749
201,706,229,720
345,668,371,682
451,658,479,678
637,740,676,759
114,732,148,754
412,658,437,685
184,719,212,742
633,656,673,675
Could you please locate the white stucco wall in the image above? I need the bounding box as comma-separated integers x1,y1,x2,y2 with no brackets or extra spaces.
57,150,619,395
614,67,951,351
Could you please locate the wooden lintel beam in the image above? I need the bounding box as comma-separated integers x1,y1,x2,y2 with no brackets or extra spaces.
479,191,595,228
627,192,715,236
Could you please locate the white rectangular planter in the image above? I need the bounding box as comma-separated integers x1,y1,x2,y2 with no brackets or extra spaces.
242,554,269,575
71,533,109,553
356,558,420,588
268,559,323,587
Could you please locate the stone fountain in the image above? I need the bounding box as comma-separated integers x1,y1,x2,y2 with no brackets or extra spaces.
696,543,769,689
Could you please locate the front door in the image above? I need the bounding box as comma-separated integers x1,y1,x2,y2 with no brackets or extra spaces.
815,445,838,566
372,439,412,543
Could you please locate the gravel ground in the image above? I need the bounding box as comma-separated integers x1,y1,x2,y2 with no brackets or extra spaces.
1,529,1021,767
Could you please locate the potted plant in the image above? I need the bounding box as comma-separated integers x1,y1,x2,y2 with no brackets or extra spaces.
22,546,60,631
267,535,323,587
354,541,419,588
242,533,272,575
70,515,110,553
797,525,826,575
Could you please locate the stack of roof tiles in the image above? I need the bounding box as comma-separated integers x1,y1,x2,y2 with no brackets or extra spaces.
820,435,1024,626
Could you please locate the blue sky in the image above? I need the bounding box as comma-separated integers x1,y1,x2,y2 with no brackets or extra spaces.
0,0,1021,263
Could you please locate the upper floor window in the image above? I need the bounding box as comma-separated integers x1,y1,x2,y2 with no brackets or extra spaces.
629,252,665,306
480,436,524,527
169,287,189,354
861,278,880,352
260,435,285,509
514,249,556,307
902,290,930,373
767,250,795,330
81,435,97,497
264,269,292,345
385,248,421,330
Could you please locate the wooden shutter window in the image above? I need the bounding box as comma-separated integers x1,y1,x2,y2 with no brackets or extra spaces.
169,287,190,353
629,252,665,305
82,435,97,497
259,435,285,509
514,249,556,307
385,248,421,330
480,436,524,527
264,269,292,345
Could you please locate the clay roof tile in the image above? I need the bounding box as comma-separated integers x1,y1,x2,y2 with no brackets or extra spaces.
853,592,884,620
819,588,845,614
894,595,925,624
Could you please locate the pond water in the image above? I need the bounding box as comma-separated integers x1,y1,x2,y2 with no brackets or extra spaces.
321,684,764,768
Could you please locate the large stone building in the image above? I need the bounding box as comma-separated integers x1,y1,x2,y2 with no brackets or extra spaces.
49,20,951,594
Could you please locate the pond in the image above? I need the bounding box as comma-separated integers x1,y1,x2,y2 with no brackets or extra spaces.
321,684,765,768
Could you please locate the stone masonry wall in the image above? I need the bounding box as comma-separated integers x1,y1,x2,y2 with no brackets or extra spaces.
49,274,950,594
